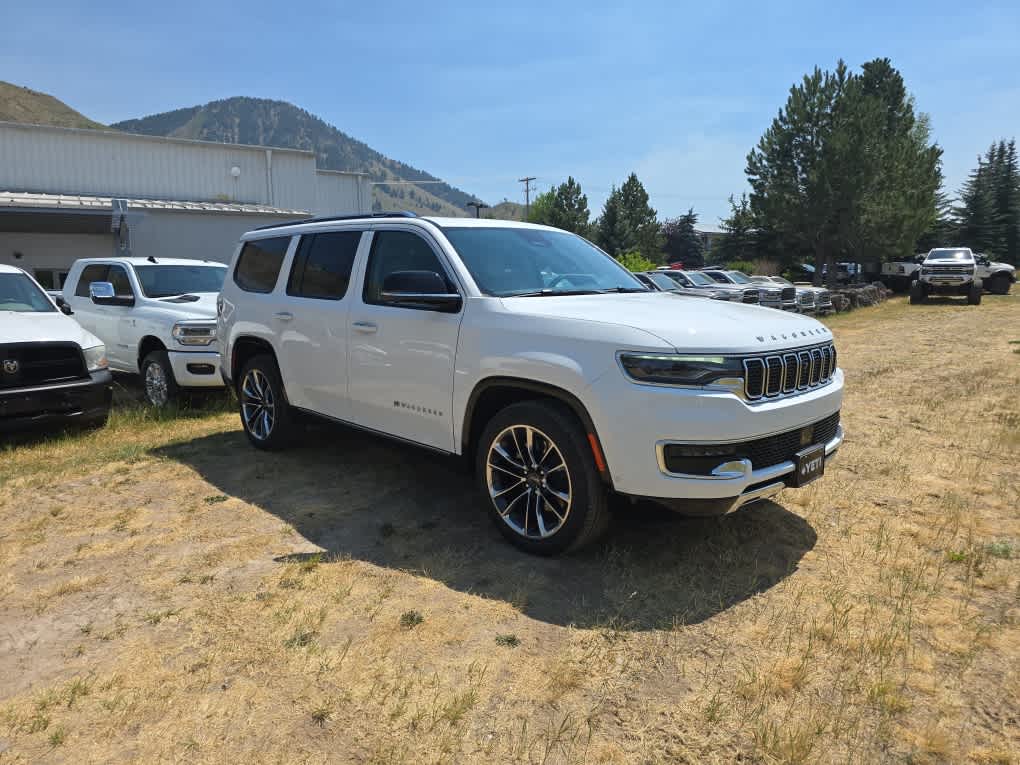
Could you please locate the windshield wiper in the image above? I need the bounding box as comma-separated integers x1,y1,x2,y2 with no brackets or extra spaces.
596,287,648,293
507,289,605,297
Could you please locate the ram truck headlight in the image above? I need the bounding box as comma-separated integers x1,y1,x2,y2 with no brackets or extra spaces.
172,321,217,346
82,344,108,372
619,353,744,386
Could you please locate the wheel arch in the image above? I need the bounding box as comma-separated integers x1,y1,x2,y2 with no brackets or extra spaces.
230,335,278,392
137,336,167,370
461,377,613,488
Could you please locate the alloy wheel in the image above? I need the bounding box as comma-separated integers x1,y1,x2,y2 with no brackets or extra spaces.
144,361,169,407
485,424,572,539
241,369,276,441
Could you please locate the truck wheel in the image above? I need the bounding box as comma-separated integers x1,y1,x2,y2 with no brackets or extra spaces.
967,282,982,305
986,273,1011,295
908,280,924,305
238,354,298,450
142,350,179,407
477,400,609,555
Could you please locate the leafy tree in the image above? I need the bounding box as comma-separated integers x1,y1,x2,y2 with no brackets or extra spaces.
527,189,556,227
661,209,705,267
615,251,656,272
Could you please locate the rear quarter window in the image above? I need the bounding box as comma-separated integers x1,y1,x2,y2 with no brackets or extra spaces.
234,237,291,293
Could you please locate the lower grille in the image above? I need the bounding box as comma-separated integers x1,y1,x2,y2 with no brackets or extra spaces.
738,412,840,469
662,411,841,473
742,289,759,303
0,343,87,389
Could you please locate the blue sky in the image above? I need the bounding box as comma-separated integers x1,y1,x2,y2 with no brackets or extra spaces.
2,0,1018,224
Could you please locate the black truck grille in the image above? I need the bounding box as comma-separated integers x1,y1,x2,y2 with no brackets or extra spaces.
742,342,837,400
738,411,840,469
781,287,796,302
662,411,841,473
0,343,88,389
742,289,759,303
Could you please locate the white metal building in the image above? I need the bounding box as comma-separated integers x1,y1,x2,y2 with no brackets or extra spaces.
0,121,371,288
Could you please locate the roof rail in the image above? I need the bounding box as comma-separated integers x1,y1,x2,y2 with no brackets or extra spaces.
253,211,419,231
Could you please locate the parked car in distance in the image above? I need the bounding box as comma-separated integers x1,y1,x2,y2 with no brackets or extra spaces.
1,264,112,432
750,276,834,314
910,248,982,305
634,271,726,300
655,269,759,303
219,213,844,555
62,257,228,406
701,269,791,310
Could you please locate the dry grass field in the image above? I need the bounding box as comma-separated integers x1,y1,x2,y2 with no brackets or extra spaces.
1,295,1018,764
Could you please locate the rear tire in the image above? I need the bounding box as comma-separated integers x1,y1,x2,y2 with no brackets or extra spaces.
908,280,925,305
967,282,982,305
141,350,179,407
238,354,298,450
986,273,1011,295
476,400,609,555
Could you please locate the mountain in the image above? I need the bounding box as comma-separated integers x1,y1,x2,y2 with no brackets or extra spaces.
0,81,104,130
111,97,479,217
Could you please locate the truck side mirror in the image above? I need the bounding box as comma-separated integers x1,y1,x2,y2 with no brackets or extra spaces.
89,281,135,307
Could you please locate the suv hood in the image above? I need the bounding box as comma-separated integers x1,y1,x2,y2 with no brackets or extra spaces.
2,311,104,348
147,292,218,319
500,292,832,354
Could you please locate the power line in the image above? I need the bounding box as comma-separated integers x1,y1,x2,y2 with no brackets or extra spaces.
518,176,537,219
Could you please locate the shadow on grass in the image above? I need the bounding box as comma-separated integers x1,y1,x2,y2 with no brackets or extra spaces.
155,424,817,631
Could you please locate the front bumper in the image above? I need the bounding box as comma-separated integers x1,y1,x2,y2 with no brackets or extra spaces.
0,370,113,432
642,425,844,515
167,350,225,388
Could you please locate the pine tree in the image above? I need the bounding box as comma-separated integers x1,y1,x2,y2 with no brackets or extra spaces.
527,177,592,237
661,209,705,267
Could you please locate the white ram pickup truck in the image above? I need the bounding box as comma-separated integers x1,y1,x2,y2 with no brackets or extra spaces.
218,214,845,555
63,257,228,406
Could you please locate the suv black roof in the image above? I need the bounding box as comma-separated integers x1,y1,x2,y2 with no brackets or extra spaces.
254,211,419,231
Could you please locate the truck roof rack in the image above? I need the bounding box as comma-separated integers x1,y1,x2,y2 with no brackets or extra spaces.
253,211,419,231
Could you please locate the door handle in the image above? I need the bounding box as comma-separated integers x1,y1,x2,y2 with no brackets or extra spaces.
352,320,378,333
274,311,294,321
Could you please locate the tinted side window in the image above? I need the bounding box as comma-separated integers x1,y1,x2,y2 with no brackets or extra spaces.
363,231,455,306
234,237,291,293
287,231,362,300
107,266,134,298
75,264,109,297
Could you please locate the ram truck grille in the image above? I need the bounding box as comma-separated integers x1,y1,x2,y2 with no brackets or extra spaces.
742,342,837,400
0,343,88,390
742,289,759,303
781,287,797,302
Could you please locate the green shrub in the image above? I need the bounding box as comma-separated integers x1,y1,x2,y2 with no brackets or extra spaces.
615,251,656,272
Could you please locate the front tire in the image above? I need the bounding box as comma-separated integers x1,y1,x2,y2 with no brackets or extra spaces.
238,354,298,450
141,350,179,407
967,281,982,305
908,280,925,305
476,400,609,555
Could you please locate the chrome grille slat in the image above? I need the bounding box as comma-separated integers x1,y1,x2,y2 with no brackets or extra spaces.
742,342,836,401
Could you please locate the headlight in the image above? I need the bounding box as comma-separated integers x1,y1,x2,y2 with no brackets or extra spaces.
172,321,217,346
82,344,108,371
619,353,743,386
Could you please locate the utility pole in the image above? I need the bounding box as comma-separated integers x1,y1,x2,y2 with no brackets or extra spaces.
467,201,489,218
518,176,537,219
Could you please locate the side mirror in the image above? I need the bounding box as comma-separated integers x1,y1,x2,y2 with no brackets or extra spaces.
89,281,134,307
380,270,461,312
55,296,73,316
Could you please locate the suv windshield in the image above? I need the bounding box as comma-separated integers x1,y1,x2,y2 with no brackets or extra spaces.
0,272,57,313
724,271,752,284
678,271,714,286
926,249,972,261
442,227,645,296
134,264,227,297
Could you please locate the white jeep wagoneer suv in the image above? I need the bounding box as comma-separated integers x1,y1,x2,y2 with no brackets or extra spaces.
218,213,844,554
